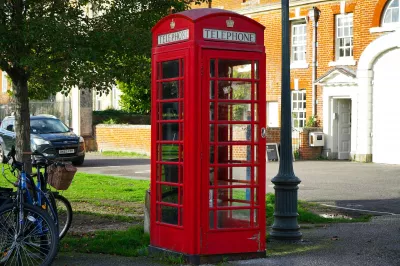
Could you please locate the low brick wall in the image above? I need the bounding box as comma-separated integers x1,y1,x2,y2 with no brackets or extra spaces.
299,128,323,160
266,127,281,144
94,125,322,160
95,124,151,155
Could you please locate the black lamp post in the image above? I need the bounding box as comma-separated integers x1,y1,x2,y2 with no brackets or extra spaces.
270,0,302,240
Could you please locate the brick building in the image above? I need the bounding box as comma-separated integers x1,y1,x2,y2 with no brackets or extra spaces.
193,0,400,164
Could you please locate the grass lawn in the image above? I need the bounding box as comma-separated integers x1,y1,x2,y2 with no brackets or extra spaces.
0,167,371,258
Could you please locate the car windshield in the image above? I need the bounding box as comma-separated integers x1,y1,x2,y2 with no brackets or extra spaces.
30,118,70,134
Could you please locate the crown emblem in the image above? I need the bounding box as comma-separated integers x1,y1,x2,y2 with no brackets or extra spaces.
226,17,234,28
170,19,175,29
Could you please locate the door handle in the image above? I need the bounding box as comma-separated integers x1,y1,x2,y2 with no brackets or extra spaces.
261,127,266,139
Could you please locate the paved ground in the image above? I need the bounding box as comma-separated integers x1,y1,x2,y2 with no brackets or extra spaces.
54,215,400,266
53,154,400,265
79,154,400,214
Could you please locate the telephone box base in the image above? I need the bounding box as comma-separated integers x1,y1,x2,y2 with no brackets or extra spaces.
148,245,266,265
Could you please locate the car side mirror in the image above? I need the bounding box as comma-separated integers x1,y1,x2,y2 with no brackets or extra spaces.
69,127,73,131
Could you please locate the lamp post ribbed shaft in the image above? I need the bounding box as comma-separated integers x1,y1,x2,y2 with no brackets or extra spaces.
270,0,302,240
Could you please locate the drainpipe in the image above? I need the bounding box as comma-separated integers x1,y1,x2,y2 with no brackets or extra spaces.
308,7,320,117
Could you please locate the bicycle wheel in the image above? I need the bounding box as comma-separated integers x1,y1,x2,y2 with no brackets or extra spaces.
0,203,59,266
53,194,72,240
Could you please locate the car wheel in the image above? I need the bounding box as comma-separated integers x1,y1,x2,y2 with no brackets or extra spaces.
72,156,84,166
0,145,6,163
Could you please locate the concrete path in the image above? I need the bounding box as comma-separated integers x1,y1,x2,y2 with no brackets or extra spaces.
54,215,400,266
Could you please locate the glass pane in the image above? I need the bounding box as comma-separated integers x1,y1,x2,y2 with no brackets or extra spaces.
161,123,179,141
162,81,179,99
180,80,184,98
209,167,215,185
293,93,297,100
162,60,179,79
254,166,258,185
210,80,215,99
160,164,179,183
160,102,179,120
390,0,399,7
217,145,251,164
181,59,184,77
210,124,214,141
384,11,392,24
210,103,215,120
160,185,179,204
254,124,258,142
218,81,251,100
159,144,179,162
254,83,258,100
216,188,252,207
217,209,251,228
254,61,259,79
209,211,215,229
254,189,258,206
216,167,252,185
217,103,251,121
392,8,399,21
210,145,215,163
210,59,215,77
254,145,258,163
254,103,259,122
217,124,252,142
161,205,178,225
180,102,184,120
218,60,252,79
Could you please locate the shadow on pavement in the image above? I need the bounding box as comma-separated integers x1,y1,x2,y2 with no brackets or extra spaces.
333,198,400,215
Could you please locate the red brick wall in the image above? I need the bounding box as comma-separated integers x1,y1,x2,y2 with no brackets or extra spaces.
299,128,323,160
266,127,280,144
192,0,386,128
95,125,151,155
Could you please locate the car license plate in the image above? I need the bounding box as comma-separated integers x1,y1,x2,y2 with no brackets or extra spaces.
59,149,75,154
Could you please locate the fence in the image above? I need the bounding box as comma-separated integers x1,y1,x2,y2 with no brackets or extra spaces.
0,99,71,126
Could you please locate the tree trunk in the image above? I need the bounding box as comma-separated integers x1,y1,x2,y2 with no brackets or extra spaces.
12,77,32,172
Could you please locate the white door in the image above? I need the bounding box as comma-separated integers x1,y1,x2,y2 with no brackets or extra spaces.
337,99,351,160
373,48,400,164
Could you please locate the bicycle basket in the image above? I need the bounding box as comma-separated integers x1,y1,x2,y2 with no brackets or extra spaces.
47,163,77,190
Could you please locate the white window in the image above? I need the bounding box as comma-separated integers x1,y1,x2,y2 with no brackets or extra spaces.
292,90,306,128
292,23,307,62
2,72,8,93
267,101,279,127
336,13,353,60
382,0,400,26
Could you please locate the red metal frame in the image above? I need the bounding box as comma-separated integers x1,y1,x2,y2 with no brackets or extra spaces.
151,9,266,258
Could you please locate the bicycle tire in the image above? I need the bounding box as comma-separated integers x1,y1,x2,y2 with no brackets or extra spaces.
0,203,59,266
53,194,73,240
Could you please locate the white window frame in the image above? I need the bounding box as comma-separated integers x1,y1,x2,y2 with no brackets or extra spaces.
292,90,306,128
2,72,8,93
291,23,307,64
336,13,353,61
382,0,400,26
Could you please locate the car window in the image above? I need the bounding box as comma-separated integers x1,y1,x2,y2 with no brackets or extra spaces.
6,124,14,132
30,118,70,134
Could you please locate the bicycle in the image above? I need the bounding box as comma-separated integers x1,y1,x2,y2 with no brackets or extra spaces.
31,153,73,240
0,147,59,265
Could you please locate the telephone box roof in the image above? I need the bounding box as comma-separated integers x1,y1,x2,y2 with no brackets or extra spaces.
152,8,264,32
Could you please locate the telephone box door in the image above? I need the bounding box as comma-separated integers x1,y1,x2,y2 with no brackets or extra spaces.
201,50,266,254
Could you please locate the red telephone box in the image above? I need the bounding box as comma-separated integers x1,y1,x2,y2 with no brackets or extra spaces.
150,8,266,264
